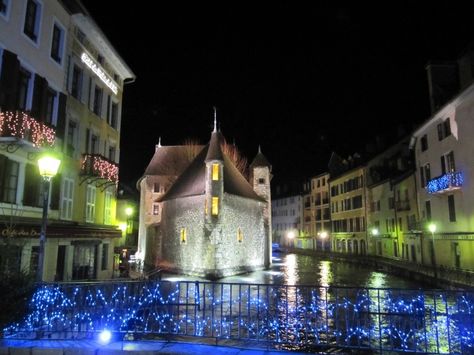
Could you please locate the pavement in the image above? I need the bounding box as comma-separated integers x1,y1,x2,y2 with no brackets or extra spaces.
0,339,330,355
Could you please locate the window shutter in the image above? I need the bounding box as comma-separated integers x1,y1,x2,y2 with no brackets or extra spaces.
0,50,20,110
50,173,61,210
56,92,67,139
23,163,40,206
31,73,45,120
441,156,446,175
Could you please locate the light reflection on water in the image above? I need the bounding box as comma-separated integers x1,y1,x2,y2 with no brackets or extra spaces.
162,252,430,289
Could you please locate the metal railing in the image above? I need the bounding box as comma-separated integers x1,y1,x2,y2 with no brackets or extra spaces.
3,280,473,354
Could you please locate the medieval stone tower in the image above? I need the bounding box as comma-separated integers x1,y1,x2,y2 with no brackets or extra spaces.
137,120,270,279
249,147,273,268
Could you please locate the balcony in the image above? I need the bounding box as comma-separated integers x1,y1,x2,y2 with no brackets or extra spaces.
81,154,119,188
427,171,463,194
395,200,410,211
0,111,55,150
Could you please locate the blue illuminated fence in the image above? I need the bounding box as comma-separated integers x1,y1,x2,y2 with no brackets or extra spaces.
3,280,474,354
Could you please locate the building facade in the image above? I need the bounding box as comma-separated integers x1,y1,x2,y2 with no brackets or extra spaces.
137,129,272,279
0,0,134,281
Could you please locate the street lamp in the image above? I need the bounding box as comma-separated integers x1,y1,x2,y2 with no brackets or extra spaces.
428,223,437,279
287,231,295,248
319,231,328,251
37,154,61,282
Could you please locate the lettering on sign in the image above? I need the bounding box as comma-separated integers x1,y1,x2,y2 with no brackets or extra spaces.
1,228,38,237
81,52,118,95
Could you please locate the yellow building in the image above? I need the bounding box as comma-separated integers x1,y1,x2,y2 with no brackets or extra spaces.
329,166,368,255
0,0,135,281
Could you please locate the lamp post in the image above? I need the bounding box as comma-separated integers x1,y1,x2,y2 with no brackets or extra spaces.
37,155,61,282
319,231,328,251
428,223,437,279
125,206,134,245
287,231,295,248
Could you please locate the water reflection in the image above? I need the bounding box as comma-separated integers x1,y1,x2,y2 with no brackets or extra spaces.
161,252,431,289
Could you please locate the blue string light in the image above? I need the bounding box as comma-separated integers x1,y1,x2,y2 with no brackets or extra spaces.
427,172,463,194
3,282,473,353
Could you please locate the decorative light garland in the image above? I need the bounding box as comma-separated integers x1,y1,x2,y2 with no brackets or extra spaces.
427,172,464,194
3,281,473,353
81,154,119,184
0,111,55,147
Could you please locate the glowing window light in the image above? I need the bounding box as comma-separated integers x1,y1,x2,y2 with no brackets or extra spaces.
237,227,243,243
427,172,463,194
211,197,219,216
212,163,219,180
81,154,119,184
0,111,55,147
81,52,118,95
180,228,187,244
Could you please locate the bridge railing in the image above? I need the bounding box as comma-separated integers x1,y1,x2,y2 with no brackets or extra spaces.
3,280,473,354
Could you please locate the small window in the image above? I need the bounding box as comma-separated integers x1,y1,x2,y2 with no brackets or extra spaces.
180,228,187,244
108,146,116,162
420,134,428,152
24,0,42,42
258,178,265,184
212,163,219,180
50,23,65,64
93,85,103,116
17,67,32,110
152,203,159,215
425,200,431,221
45,87,57,125
110,102,118,129
71,64,83,100
448,195,456,222
212,197,219,216
237,228,243,243
0,0,10,17
97,54,104,65
153,183,161,193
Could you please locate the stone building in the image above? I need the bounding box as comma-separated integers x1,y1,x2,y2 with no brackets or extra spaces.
137,126,272,279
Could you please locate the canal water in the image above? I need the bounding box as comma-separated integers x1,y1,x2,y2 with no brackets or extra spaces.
162,251,434,289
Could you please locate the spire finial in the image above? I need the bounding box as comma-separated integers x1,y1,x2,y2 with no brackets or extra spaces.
158,137,162,147
213,106,217,132
258,145,262,153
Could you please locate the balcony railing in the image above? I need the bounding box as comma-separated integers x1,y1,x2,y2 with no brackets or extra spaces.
395,199,410,211
427,171,463,194
0,111,55,147
81,154,119,184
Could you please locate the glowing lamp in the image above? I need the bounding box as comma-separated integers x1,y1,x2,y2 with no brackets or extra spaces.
119,223,127,232
287,231,295,239
125,207,134,216
371,228,379,236
428,223,437,233
319,231,328,239
99,329,112,344
37,155,61,178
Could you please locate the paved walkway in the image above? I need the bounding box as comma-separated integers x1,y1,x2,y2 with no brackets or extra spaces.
0,339,330,355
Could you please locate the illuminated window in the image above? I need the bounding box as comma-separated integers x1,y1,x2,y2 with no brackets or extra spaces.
212,163,219,180
204,199,208,215
237,228,243,243
152,203,159,215
180,228,187,244
212,197,219,216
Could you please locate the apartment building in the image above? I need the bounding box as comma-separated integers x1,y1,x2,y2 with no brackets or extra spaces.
0,0,135,281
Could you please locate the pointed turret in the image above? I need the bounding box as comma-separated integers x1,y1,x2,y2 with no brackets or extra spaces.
249,145,272,269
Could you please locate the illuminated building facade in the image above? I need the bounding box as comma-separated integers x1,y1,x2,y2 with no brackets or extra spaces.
272,192,303,247
329,159,368,255
0,0,134,281
411,82,474,271
137,129,272,279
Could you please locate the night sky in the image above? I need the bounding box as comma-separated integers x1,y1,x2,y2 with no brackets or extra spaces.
80,2,474,187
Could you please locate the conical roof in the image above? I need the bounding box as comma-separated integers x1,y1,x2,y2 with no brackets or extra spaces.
250,146,272,170
158,135,264,202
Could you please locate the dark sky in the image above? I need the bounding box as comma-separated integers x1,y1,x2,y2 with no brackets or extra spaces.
80,2,474,186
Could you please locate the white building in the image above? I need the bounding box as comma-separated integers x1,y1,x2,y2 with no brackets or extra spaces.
272,191,303,248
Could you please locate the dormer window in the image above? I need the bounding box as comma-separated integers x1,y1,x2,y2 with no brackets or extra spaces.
212,163,219,180
237,228,243,243
258,178,265,184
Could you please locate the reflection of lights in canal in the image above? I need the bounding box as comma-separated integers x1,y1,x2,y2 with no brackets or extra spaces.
284,254,298,285
319,260,332,287
368,272,387,288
